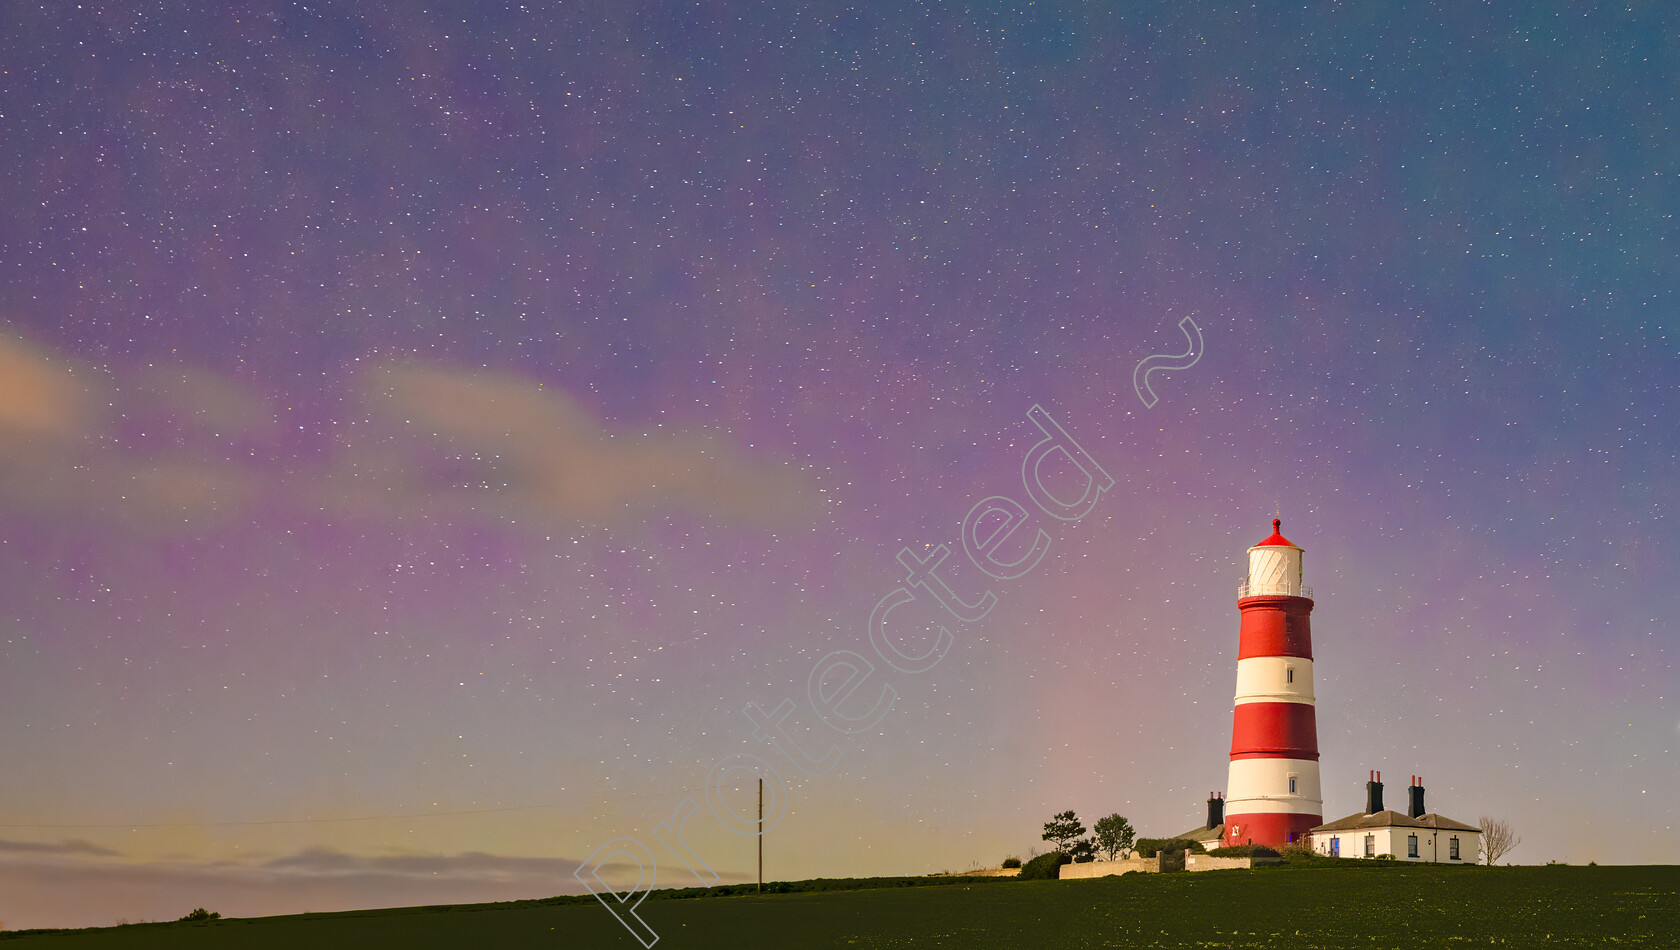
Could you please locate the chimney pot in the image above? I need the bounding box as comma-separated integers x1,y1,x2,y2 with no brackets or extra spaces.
1366,771,1385,814
1408,777,1426,819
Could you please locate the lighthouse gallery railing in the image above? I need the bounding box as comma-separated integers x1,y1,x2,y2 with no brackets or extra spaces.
1237,581,1313,599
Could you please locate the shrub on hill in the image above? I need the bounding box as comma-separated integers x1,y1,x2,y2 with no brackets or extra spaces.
1134,838,1207,858
1018,851,1071,880
1001,856,1022,869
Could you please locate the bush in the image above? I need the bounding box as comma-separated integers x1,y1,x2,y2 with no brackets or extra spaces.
1018,851,1071,880
1207,844,1278,858
1277,837,1328,863
1001,856,1022,869
1134,838,1207,858
178,908,220,923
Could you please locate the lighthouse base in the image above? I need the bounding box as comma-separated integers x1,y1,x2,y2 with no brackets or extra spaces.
1222,811,1321,850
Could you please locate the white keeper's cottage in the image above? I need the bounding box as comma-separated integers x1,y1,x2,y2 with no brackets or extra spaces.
1307,772,1481,863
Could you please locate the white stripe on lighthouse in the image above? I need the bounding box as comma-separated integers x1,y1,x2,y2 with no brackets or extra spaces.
1224,757,1322,813
1232,656,1315,705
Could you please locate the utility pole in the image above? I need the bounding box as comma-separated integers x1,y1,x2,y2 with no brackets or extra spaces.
757,777,763,892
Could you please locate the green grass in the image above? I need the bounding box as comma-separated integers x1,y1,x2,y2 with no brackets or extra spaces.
4,864,1676,948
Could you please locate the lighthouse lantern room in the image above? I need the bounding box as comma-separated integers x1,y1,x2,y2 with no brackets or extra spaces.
1223,519,1323,849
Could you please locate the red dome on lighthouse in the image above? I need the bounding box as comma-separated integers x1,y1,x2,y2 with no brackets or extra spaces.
1254,518,1299,549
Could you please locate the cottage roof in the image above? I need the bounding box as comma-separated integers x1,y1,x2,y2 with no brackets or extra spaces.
1310,810,1479,834
1173,823,1224,842
1413,813,1481,832
1311,809,1416,832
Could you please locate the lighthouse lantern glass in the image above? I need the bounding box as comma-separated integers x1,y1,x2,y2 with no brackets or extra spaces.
1246,545,1304,597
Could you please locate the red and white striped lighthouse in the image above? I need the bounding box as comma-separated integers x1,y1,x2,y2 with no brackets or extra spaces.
1222,519,1322,849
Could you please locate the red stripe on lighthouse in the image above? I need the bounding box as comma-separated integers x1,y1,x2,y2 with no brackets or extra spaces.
1236,596,1314,659
1224,812,1320,849
1229,702,1319,759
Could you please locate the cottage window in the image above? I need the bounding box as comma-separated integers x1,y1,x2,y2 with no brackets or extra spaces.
1450,836,1460,860
1330,837,1339,857
1408,834,1419,858
1364,834,1375,857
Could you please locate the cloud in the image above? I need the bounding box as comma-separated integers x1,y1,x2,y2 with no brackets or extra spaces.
0,333,92,439
261,846,576,881
0,331,813,533
320,361,814,528
0,333,263,531
0,845,689,931
0,333,99,517
0,838,121,857
125,364,273,438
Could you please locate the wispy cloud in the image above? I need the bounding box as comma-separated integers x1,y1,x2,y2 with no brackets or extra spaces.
0,845,643,930
0,330,813,533
0,838,121,857
260,846,580,881
319,361,814,528
0,333,264,530
0,333,92,438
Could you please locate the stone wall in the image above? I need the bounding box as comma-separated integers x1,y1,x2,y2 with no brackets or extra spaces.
1057,855,1163,879
1184,854,1255,871
1058,853,1278,877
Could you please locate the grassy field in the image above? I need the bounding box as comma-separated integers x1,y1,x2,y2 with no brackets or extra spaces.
4,864,1676,948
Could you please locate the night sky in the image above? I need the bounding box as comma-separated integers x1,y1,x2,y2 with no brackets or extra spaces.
2,1,1676,932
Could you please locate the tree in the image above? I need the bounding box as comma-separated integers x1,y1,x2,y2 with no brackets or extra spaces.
1041,810,1087,856
1479,816,1521,865
1093,813,1136,861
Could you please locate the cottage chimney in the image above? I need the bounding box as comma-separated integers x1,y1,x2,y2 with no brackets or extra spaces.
1408,775,1426,819
1207,792,1225,830
1366,770,1384,813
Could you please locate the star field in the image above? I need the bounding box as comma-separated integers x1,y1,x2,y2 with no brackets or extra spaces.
0,0,1675,931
